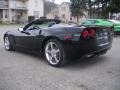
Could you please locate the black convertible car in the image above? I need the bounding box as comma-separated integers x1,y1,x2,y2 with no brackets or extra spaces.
4,19,113,67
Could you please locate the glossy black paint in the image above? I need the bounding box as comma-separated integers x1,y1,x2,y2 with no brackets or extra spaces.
4,19,113,59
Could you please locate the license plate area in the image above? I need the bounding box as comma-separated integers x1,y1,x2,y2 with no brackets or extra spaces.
96,35,109,46
95,28,111,46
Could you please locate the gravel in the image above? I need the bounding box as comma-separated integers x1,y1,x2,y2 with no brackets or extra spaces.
0,25,120,90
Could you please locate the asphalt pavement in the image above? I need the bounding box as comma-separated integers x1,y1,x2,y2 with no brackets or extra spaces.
0,25,120,90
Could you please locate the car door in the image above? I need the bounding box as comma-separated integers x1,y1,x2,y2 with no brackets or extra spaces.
15,22,41,51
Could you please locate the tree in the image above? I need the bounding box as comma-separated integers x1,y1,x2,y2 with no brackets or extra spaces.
96,0,120,18
44,0,57,16
107,0,120,13
91,0,120,19
70,0,87,22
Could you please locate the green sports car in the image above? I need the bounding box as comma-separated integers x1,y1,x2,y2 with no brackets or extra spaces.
81,19,113,27
108,20,120,34
81,19,120,34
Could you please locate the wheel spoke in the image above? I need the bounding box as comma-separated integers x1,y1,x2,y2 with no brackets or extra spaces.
45,41,61,65
54,49,60,53
53,55,59,63
46,49,51,54
49,56,53,61
50,42,54,50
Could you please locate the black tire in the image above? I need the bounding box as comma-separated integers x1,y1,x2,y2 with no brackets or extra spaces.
44,39,67,67
4,35,13,51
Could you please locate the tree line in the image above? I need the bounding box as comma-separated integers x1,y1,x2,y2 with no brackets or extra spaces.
44,0,120,21
71,0,120,20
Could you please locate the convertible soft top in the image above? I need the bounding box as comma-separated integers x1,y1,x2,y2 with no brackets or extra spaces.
32,19,61,24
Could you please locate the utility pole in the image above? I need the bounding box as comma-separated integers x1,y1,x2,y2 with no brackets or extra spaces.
88,0,92,18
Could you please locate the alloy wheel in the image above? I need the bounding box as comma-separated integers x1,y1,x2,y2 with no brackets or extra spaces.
45,42,61,65
4,36,10,50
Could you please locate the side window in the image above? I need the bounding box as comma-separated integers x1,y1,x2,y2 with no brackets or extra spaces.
81,21,86,25
23,22,34,31
88,20,96,24
25,23,40,32
89,20,95,24
95,20,99,23
82,20,92,25
25,24,36,31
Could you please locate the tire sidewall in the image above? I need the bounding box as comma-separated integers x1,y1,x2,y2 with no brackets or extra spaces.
4,36,12,51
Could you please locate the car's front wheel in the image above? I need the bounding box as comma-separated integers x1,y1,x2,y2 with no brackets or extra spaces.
4,36,13,51
44,39,67,67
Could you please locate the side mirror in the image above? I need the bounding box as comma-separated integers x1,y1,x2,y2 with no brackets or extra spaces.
18,28,24,32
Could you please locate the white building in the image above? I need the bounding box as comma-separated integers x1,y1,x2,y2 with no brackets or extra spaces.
46,2,88,23
0,0,44,23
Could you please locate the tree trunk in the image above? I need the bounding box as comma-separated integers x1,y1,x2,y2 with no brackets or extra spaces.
77,15,79,23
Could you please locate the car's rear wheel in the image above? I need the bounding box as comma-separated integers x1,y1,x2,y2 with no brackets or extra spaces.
4,36,13,51
44,39,67,67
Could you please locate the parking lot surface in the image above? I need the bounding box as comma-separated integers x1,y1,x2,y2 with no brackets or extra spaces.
0,25,120,90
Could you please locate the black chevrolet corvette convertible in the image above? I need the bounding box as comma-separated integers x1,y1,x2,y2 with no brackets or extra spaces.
4,19,113,67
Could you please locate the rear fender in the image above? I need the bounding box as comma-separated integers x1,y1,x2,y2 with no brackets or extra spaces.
41,36,62,53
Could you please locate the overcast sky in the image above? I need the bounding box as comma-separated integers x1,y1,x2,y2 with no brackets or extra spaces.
55,0,70,4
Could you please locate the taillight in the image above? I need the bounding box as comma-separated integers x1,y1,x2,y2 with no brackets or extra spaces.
82,29,95,39
89,29,95,38
82,30,89,39
64,35,73,40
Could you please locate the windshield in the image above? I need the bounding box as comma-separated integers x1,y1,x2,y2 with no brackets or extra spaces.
34,19,61,28
34,21,50,29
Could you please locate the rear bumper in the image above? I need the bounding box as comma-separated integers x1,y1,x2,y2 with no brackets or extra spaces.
61,26,114,59
62,39,113,59
83,47,109,58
